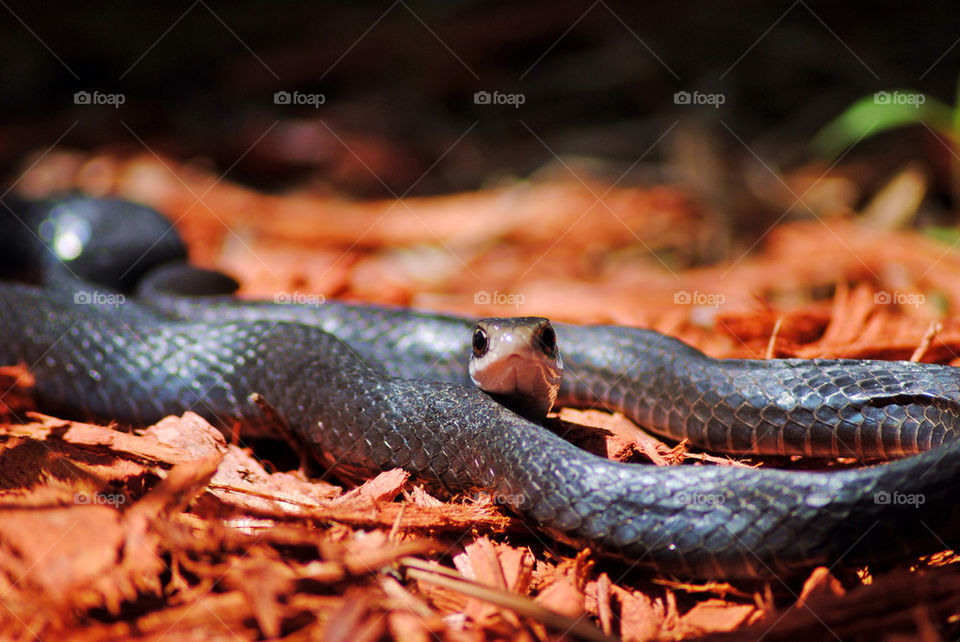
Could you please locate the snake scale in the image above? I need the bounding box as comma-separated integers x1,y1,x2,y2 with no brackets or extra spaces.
1,196,960,579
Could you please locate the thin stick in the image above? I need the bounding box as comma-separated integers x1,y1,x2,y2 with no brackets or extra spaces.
910,321,942,362
402,561,616,642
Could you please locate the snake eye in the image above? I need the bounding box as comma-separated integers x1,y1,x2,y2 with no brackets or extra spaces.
536,324,557,356
472,327,489,357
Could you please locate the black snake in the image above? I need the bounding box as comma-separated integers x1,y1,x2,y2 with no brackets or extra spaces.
2,195,960,579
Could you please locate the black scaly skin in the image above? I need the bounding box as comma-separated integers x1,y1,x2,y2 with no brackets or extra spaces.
4,282,960,579
556,325,960,458
4,196,960,578
140,266,960,459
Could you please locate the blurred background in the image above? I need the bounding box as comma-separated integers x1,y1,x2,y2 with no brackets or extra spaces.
4,0,960,356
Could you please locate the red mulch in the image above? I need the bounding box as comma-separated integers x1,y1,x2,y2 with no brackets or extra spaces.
2,150,959,640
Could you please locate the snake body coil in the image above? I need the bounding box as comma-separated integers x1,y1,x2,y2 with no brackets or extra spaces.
2,197,960,579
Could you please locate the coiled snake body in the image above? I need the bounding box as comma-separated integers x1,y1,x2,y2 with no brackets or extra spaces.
2,196,960,579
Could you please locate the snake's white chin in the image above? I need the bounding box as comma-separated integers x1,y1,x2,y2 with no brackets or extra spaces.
472,354,524,395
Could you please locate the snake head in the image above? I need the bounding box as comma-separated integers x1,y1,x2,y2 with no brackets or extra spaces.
468,317,563,418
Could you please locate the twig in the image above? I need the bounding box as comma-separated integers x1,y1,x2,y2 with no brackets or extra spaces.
401,557,616,642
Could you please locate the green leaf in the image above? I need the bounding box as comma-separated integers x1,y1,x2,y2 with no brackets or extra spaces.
810,91,955,158
922,225,960,246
